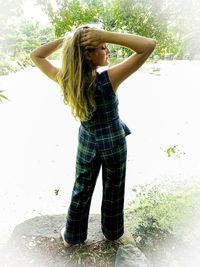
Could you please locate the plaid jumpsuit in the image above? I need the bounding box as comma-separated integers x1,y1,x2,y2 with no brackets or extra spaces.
64,70,131,244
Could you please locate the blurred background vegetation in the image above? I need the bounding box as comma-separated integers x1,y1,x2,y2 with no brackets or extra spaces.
0,0,200,76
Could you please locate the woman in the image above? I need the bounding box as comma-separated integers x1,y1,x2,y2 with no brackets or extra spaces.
30,25,156,248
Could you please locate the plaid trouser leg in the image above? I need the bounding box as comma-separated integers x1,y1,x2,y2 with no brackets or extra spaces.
64,154,101,245
101,139,127,240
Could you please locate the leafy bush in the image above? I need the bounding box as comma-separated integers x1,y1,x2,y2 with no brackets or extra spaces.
0,52,20,75
14,51,33,68
0,50,33,76
0,19,55,76
125,176,200,263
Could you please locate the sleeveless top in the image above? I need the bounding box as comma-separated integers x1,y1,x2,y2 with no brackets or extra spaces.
78,70,131,153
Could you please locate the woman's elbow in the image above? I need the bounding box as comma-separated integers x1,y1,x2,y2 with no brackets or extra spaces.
30,51,39,65
147,38,157,53
30,51,35,61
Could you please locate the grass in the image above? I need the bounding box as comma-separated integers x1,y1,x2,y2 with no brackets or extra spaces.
124,176,200,266
69,241,120,267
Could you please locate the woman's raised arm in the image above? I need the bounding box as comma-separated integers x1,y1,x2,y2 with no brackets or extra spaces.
30,38,64,83
81,28,156,91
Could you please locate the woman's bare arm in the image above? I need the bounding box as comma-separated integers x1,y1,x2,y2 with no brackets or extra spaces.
81,29,156,91
30,38,64,83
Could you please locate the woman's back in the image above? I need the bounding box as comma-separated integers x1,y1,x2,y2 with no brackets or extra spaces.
80,70,131,152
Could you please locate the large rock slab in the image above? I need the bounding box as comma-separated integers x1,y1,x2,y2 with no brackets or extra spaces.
0,214,148,267
2,214,104,267
9,213,103,245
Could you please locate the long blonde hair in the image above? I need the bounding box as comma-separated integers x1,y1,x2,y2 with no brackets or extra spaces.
57,26,97,121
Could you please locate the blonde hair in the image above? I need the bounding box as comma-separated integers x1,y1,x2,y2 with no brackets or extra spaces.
57,26,97,121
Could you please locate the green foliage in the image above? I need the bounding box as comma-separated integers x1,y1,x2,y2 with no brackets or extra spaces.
133,216,171,251
37,0,100,37
0,52,21,75
125,177,200,253
0,89,9,103
0,0,56,75
164,0,200,59
38,0,179,56
67,240,119,266
103,0,180,57
2,0,199,76
125,176,200,266
0,19,54,75
36,0,200,59
54,188,60,196
163,144,185,158
166,146,176,157
5,20,54,55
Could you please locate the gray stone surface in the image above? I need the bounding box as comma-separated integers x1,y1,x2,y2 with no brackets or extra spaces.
9,213,103,244
115,244,149,267
0,214,147,267
1,214,104,267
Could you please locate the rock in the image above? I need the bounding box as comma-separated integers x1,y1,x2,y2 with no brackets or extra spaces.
1,214,144,267
2,214,104,267
115,244,149,267
9,213,103,245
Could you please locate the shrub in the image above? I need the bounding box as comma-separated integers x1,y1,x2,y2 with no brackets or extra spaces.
125,176,200,263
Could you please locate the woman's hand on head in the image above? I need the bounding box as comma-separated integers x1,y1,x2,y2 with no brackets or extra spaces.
80,28,105,49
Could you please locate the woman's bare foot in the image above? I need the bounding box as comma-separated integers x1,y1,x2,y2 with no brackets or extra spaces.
103,235,109,241
61,227,72,248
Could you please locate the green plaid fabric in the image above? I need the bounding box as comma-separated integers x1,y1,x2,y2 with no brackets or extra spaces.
64,70,131,245
64,140,127,244
81,71,131,152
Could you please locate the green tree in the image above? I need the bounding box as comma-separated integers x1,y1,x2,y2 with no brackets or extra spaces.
0,0,24,75
102,0,180,57
37,0,99,36
163,0,200,58
0,18,54,75
36,0,181,58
